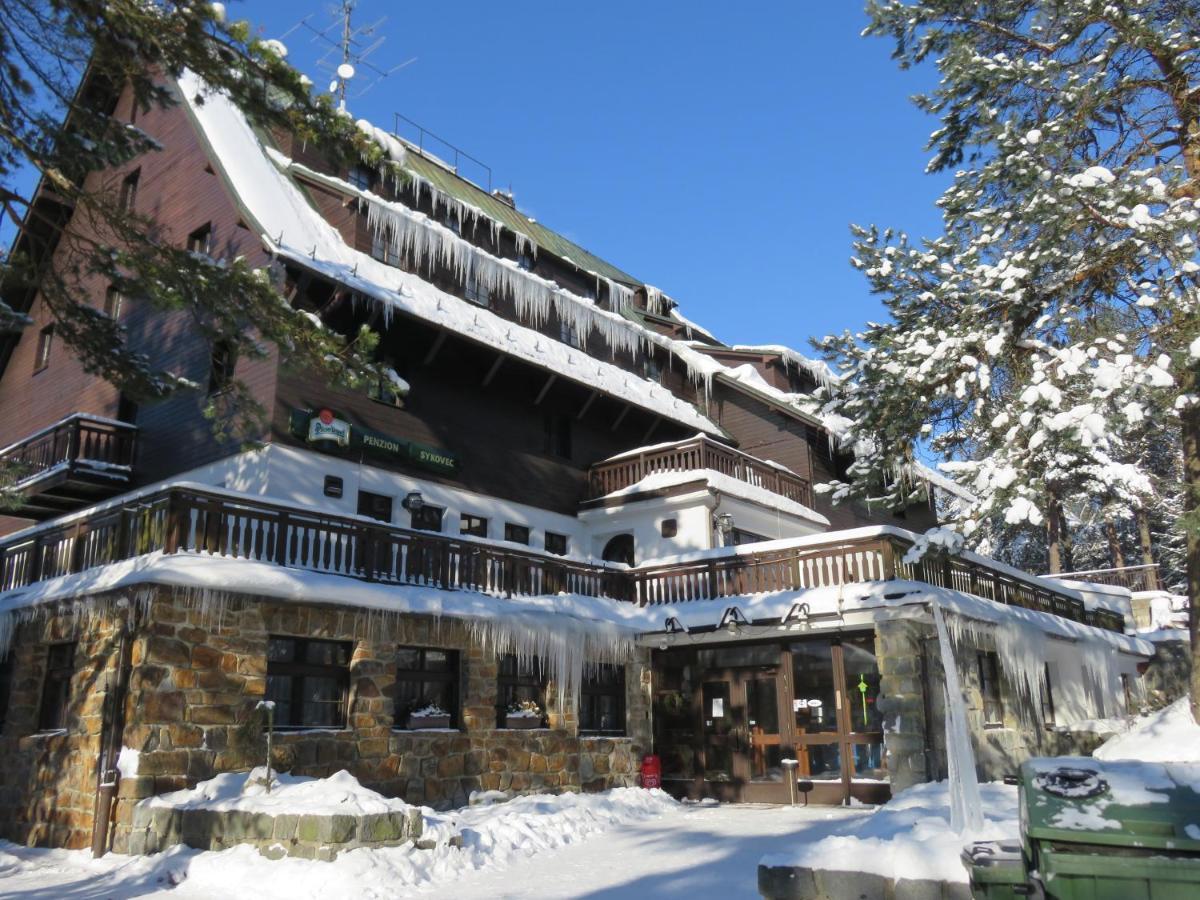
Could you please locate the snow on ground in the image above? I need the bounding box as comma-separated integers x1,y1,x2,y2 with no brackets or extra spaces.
759,781,1018,884
146,768,412,816
1094,697,1200,762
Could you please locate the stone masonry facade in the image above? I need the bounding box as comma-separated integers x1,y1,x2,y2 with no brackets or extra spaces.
0,585,651,852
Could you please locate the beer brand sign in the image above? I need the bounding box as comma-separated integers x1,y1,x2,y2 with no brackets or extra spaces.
289,408,458,475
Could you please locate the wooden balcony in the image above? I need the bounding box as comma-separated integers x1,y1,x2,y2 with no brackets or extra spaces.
0,414,137,519
587,435,814,508
1045,564,1160,593
0,490,1124,634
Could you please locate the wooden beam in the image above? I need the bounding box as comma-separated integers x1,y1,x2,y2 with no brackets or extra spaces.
641,417,661,444
610,405,632,432
576,391,599,421
422,331,447,366
534,373,558,406
481,355,505,387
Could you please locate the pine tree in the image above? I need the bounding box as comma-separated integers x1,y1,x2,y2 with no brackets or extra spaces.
817,1,1200,718
0,0,397,460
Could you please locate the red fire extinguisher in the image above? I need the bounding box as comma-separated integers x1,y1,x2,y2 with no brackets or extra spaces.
640,754,662,789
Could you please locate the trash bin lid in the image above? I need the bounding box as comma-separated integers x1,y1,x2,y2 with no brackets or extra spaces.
962,839,1024,868
1021,757,1200,852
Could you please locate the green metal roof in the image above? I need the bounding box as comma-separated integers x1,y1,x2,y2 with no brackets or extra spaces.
401,147,641,287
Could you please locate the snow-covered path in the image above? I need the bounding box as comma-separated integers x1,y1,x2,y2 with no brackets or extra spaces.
438,802,865,899
0,800,864,899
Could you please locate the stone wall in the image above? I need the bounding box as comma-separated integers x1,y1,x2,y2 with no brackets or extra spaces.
1140,639,1191,710
0,585,652,852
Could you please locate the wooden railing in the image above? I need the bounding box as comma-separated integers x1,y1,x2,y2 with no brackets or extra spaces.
630,532,1126,632
0,486,632,601
0,414,137,485
587,435,814,508
0,489,1125,633
1045,564,1160,593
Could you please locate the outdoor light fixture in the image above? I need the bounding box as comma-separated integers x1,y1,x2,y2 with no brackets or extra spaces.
401,490,424,512
714,512,735,536
664,616,687,635
783,601,811,624
719,606,749,633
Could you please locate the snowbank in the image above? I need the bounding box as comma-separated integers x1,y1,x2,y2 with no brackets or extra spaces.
760,781,1019,884
146,768,411,817
1094,698,1200,763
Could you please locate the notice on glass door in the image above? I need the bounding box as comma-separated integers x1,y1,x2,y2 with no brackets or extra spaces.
711,697,724,717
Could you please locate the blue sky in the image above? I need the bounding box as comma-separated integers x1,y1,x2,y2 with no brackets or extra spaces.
239,0,949,355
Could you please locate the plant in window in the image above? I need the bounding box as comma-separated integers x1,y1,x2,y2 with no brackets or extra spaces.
505,698,543,729
407,701,451,729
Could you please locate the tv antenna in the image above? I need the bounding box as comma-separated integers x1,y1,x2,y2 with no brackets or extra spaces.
283,1,416,109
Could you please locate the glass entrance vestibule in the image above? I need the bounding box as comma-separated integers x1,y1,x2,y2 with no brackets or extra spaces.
651,633,887,805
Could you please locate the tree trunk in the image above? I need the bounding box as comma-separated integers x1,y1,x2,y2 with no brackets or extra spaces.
1046,496,1063,574
1136,509,1160,592
1105,519,1126,571
1059,503,1075,574
1180,364,1200,725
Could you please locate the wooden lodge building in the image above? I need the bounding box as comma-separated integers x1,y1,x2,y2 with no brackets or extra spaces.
0,69,1155,852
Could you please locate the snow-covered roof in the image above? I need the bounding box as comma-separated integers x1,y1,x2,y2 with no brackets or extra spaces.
591,468,830,528
176,73,722,438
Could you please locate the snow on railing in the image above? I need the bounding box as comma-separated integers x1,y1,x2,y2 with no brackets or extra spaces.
0,413,137,486
1044,564,1160,593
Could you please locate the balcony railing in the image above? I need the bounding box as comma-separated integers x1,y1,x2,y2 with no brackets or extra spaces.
0,414,137,488
0,486,631,601
0,491,1124,633
1044,564,1160,593
587,435,814,508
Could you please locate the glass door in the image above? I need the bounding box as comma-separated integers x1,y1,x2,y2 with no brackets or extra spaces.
740,672,789,802
700,680,737,783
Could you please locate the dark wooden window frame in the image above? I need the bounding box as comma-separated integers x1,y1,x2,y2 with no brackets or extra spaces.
119,167,140,213
411,505,445,533
977,650,1004,727
544,531,568,556
266,637,352,730
37,642,76,732
394,646,461,730
460,513,488,538
207,339,237,396
496,653,547,728
579,664,626,736
104,285,124,320
504,523,530,545
186,222,212,255
357,490,394,524
33,325,53,373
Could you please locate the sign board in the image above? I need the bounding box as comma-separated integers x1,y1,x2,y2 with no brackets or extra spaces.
289,408,458,475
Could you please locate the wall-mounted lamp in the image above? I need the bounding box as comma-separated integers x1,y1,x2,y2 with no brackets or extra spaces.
664,616,687,635
401,491,424,512
783,602,811,625
719,606,750,634
714,512,735,536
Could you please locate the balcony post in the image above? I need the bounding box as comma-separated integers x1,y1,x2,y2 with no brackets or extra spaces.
879,539,896,580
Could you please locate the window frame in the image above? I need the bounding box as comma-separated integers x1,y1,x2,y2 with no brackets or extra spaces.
37,642,76,732
460,513,488,538
357,490,394,524
265,636,352,731
579,664,626,736
977,650,1004,727
410,505,445,533
544,531,568,556
465,275,491,307
33,325,53,373
104,286,124,320
347,165,374,191
119,168,140,213
504,523,530,545
186,223,212,256
394,646,461,730
207,339,237,396
496,653,548,728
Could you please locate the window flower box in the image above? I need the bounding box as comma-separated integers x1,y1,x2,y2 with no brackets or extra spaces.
406,705,451,730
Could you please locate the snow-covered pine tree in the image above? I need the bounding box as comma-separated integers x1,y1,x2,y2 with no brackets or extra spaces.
0,0,397,452
816,1,1200,718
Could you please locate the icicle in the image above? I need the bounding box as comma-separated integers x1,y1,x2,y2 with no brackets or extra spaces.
933,601,985,836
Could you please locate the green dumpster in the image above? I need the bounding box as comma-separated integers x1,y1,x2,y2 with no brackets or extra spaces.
1019,757,1200,900
961,839,1030,900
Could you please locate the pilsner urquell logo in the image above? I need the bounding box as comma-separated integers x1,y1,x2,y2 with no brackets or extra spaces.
307,408,351,447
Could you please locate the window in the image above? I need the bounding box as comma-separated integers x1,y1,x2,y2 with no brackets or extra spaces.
543,414,571,459
0,651,14,733
731,528,768,546
643,355,662,382
446,213,462,235
371,232,401,267
207,340,237,395
347,165,374,191
1041,662,1057,726
559,319,583,349
323,476,344,499
977,651,1004,726
186,223,212,255
517,252,534,271
661,519,678,538
465,275,490,307
601,533,635,566
368,375,405,407
410,505,444,533
496,654,547,727
119,168,140,213
357,490,393,523
266,637,351,729
544,532,568,556
38,642,75,732
504,523,530,545
395,647,459,729
579,664,625,735
104,286,124,319
460,513,487,538
33,325,53,373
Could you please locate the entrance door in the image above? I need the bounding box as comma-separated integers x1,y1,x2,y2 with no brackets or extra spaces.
698,667,789,803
